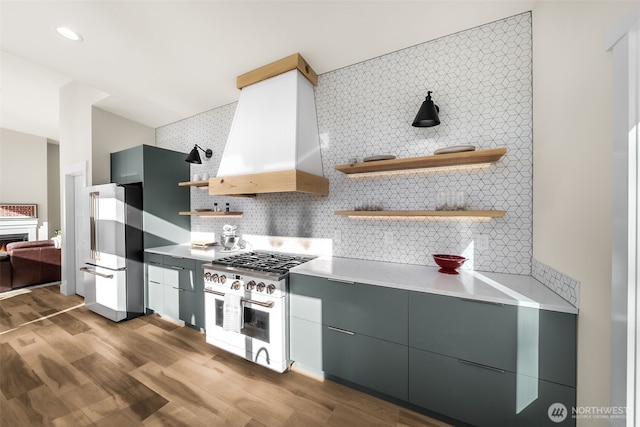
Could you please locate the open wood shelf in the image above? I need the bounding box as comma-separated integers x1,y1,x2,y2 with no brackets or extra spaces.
334,148,507,175
179,211,243,217
334,210,506,218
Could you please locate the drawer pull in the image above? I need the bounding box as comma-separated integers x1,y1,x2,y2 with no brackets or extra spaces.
148,261,161,266
327,326,355,336
459,298,505,306
172,287,185,292
168,266,185,270
458,359,505,373
328,278,355,285
149,280,161,285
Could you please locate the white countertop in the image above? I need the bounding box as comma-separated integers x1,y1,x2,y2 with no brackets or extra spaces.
145,244,231,262
290,256,578,314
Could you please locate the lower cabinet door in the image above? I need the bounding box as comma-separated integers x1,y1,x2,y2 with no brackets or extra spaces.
163,284,180,320
324,325,408,401
147,279,164,313
179,289,203,329
290,316,324,375
514,377,576,427
409,347,577,427
409,347,516,427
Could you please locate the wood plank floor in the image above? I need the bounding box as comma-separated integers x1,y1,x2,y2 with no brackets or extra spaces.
0,284,452,426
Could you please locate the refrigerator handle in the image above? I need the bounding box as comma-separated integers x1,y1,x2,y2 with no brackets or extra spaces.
89,191,100,261
80,266,113,279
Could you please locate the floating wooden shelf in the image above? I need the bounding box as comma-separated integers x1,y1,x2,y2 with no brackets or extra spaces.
178,180,209,188
335,148,507,175
179,211,243,217
334,210,506,218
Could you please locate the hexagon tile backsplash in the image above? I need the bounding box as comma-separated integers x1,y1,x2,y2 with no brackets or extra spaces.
157,12,533,275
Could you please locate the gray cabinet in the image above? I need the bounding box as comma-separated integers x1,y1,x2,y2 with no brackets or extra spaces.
409,348,576,427
409,348,516,426
324,325,408,400
144,253,205,330
408,291,577,427
289,272,577,427
110,145,190,249
290,273,407,344
409,293,517,372
289,273,409,399
111,145,143,184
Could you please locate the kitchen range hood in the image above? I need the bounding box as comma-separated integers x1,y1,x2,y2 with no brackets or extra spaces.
210,53,329,197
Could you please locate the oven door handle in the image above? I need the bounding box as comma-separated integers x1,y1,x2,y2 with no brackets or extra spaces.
204,288,274,308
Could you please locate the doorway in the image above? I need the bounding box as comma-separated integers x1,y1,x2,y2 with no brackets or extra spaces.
61,162,87,297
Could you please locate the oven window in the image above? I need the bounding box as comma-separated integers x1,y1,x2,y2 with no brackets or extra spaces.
214,298,270,343
243,306,270,343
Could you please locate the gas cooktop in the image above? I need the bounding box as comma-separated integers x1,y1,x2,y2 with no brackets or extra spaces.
209,251,315,277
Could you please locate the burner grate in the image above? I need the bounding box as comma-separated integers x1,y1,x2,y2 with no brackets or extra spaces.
211,251,314,274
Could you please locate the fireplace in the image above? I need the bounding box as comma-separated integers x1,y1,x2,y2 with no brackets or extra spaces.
0,233,28,252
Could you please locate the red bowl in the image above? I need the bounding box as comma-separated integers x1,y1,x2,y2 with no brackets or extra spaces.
433,254,467,273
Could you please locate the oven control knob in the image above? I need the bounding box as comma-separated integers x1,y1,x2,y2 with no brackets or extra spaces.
219,275,227,284
246,280,256,290
266,284,276,294
256,282,266,292
212,274,219,283
231,280,241,290
204,272,211,281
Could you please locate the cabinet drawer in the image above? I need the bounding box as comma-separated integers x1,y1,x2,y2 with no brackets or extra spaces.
324,325,408,401
409,347,515,426
163,255,196,270
409,347,576,427
409,292,516,371
145,252,163,265
290,273,408,344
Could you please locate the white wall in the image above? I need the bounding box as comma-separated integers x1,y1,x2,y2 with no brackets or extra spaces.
91,107,155,185
532,2,638,424
59,81,109,185
0,127,49,233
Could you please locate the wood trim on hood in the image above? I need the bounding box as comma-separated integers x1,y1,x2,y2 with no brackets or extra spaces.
236,53,318,89
208,170,329,197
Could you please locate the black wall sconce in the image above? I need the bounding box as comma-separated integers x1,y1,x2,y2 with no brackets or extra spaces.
185,144,213,164
412,91,440,127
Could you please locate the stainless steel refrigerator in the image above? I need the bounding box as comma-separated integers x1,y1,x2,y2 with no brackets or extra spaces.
80,183,144,322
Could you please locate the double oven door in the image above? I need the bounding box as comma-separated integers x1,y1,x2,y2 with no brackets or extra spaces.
204,283,289,373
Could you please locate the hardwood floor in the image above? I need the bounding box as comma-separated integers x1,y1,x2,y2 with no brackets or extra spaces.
0,285,451,426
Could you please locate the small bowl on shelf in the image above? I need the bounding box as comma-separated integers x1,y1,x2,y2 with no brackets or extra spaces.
433,254,467,274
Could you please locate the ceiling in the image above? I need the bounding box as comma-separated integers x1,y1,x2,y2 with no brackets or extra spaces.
0,0,535,142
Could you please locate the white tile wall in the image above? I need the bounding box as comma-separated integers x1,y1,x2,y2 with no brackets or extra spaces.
532,258,580,307
157,12,533,274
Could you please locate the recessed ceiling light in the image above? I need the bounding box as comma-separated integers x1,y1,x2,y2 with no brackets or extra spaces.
55,26,83,42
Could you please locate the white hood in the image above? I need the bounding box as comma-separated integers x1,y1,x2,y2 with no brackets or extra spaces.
210,54,328,196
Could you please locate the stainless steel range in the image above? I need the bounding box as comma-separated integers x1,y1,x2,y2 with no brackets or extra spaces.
203,251,314,372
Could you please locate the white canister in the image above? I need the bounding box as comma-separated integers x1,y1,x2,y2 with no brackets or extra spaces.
202,172,210,180
192,174,201,182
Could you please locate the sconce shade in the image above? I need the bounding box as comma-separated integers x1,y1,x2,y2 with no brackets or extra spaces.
412,91,440,127
185,145,213,164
